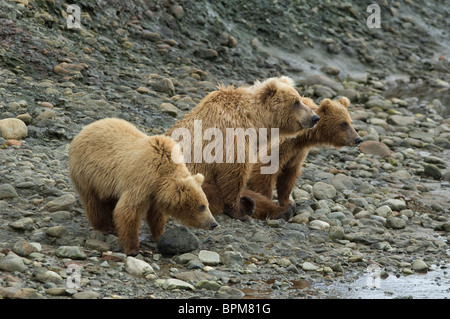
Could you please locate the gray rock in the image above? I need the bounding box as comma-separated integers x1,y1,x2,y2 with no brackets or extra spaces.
195,280,221,291
329,174,359,192
386,216,406,229
198,250,220,266
329,226,345,240
142,30,161,42
375,205,393,218
221,251,244,268
46,225,67,238
49,211,72,223
157,226,200,255
424,164,442,180
381,199,407,211
153,78,175,95
162,278,195,290
34,269,64,284
302,261,318,271
0,184,18,200
0,252,26,272
313,182,336,200
412,259,428,272
216,286,245,299
387,115,415,126
45,194,76,212
10,217,34,231
55,246,86,260
72,291,101,299
12,241,40,257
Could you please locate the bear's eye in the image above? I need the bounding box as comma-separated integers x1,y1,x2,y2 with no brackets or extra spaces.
199,205,206,212
293,100,301,109
341,122,348,129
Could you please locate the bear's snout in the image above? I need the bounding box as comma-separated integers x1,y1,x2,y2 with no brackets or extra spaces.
210,221,219,229
311,115,320,127
355,137,363,145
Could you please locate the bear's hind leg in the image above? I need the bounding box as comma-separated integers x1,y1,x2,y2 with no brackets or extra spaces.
80,191,116,234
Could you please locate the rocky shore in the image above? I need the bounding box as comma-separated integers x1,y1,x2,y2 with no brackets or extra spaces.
0,0,449,299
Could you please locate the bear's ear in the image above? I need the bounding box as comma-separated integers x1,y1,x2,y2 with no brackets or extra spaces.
319,98,333,114
338,97,350,108
277,76,294,87
256,78,279,104
192,173,204,185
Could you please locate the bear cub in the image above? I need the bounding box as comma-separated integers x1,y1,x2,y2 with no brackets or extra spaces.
68,118,218,255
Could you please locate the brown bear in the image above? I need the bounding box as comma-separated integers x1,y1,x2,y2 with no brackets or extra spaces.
165,76,319,221
247,96,362,219
68,118,218,255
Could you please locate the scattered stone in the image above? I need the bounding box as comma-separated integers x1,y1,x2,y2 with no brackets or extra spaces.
381,199,407,211
312,182,336,200
44,194,76,212
142,30,161,42
55,246,86,260
216,286,245,299
308,219,330,231
85,238,110,252
0,184,18,199
46,225,67,238
375,205,393,218
156,226,200,255
302,262,319,271
72,291,101,299
0,118,28,139
329,226,345,240
424,164,442,180
10,217,34,231
152,78,175,95
169,5,184,20
221,251,244,268
162,278,194,290
387,115,415,126
198,250,220,266
194,48,219,60
195,280,221,291
412,259,428,272
0,252,26,272
386,216,406,229
160,103,180,117
359,141,392,158
12,242,40,257
125,256,155,277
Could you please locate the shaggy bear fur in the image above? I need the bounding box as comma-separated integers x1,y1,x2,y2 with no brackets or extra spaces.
68,118,218,255
165,76,319,221
247,96,362,219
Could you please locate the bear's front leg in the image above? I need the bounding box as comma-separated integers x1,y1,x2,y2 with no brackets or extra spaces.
113,194,146,255
146,206,168,242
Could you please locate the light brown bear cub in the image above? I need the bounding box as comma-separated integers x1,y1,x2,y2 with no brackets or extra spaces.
165,76,319,221
68,118,218,255
247,96,362,219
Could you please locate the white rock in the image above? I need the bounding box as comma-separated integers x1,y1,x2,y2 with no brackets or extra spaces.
125,257,154,277
302,261,318,271
308,220,330,231
0,118,28,139
198,250,220,266
162,278,194,290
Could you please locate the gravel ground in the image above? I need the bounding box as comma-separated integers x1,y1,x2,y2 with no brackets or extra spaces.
0,0,449,299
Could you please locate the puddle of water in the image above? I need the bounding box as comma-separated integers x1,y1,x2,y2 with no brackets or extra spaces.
329,266,449,299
